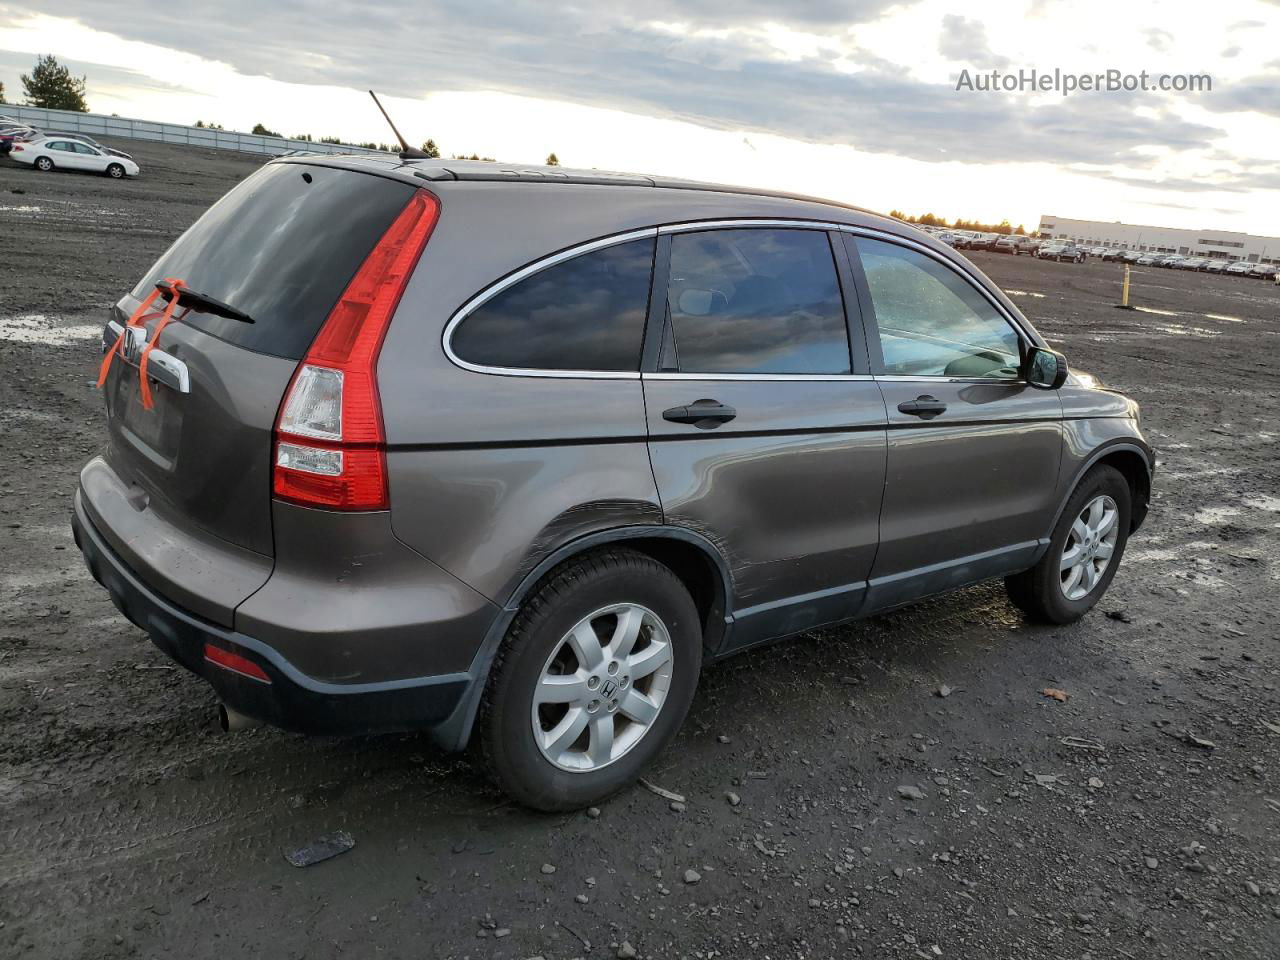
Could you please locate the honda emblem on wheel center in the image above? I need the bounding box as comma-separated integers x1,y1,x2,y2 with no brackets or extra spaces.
601,678,617,698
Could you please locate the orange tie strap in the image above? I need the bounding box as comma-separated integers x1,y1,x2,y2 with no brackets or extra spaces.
97,286,161,389
96,277,187,410
137,279,187,410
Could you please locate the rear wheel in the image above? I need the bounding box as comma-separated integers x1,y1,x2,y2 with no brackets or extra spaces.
1006,464,1131,624
35,156,53,172
106,163,125,179
478,549,702,811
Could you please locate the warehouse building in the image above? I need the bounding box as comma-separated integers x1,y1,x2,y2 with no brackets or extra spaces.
1037,215,1280,264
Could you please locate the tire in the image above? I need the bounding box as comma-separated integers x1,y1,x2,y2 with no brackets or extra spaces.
478,548,703,811
1006,464,1132,624
35,156,53,172
106,163,125,179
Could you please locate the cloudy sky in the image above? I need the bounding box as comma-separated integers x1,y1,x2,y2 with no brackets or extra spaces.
2,1,1278,234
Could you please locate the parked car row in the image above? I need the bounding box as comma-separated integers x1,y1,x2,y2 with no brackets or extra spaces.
917,223,1278,278
923,227,1051,259
932,229,1028,253
1081,246,1276,277
0,115,140,178
1115,250,1278,277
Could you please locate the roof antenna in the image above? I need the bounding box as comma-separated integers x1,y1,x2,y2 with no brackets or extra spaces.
368,90,429,160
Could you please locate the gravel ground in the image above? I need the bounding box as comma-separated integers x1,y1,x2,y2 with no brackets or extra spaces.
2,142,1279,960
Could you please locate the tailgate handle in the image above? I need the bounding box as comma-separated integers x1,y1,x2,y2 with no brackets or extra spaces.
105,320,191,395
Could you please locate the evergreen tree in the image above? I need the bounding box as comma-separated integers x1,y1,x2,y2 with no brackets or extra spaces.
421,139,441,158
21,55,88,111
545,152,560,166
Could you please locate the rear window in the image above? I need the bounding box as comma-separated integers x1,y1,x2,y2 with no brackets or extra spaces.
131,163,414,359
450,237,655,372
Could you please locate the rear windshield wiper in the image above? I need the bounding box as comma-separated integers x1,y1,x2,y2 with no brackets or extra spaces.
156,282,255,324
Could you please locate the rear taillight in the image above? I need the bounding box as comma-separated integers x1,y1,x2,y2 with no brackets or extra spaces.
273,188,439,510
11,144,22,152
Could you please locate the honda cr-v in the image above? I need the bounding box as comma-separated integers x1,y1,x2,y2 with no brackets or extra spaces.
74,157,1152,810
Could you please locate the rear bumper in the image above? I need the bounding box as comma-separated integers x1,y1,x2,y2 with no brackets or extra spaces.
73,490,475,739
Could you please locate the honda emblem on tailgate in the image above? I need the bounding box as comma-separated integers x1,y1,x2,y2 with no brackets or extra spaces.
122,326,146,365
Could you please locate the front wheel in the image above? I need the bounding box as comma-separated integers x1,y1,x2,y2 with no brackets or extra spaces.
478,549,702,811
1006,464,1132,624
106,163,125,179
35,156,54,172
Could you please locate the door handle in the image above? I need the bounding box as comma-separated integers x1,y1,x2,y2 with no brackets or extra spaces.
897,395,948,419
663,399,737,428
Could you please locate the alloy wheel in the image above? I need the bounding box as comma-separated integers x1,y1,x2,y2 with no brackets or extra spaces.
531,603,674,773
1060,494,1119,600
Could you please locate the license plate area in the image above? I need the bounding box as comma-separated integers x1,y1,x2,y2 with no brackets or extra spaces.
110,366,184,467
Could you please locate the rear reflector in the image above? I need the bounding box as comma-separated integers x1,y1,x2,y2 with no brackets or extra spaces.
203,643,271,683
272,188,440,511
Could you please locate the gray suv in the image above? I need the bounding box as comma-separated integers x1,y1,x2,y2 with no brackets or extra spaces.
73,157,1152,810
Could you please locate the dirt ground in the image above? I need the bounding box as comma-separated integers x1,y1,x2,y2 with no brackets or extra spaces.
2,142,1278,960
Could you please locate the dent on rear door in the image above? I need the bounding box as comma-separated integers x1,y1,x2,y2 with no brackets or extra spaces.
643,378,887,631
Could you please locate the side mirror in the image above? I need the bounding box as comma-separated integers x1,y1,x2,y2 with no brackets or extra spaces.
1025,346,1068,390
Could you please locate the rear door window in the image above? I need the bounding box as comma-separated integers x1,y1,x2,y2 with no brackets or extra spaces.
450,237,655,372
664,228,850,374
131,163,415,359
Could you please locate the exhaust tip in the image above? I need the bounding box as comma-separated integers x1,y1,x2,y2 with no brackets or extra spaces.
218,703,261,733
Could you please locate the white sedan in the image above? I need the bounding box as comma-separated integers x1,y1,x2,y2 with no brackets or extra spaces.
9,135,140,178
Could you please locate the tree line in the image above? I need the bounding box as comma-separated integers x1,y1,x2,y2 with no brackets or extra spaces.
889,209,1028,235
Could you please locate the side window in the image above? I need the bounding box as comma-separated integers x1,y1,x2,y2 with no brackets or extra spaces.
665,228,850,375
74,143,98,154
855,236,1023,379
48,141,70,152
450,237,655,372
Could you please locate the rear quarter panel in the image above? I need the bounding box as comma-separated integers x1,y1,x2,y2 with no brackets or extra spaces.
382,387,662,604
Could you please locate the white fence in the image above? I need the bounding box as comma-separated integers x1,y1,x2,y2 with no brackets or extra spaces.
1,105,386,157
